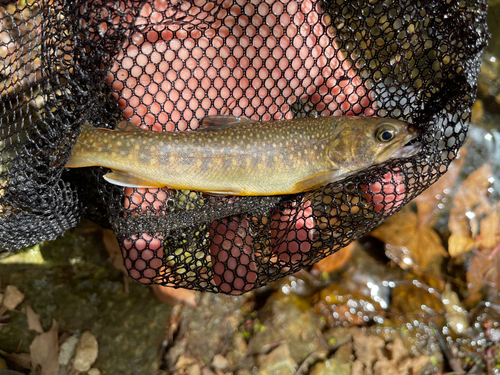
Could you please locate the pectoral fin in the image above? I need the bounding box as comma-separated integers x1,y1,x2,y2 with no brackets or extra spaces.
104,170,165,188
290,171,342,193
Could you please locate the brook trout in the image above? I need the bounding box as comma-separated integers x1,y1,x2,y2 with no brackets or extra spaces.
66,116,420,195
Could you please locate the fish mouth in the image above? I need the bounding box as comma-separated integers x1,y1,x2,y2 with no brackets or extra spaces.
389,124,422,159
390,141,422,159
375,132,422,162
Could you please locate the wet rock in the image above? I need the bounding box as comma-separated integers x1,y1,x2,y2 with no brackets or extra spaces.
211,354,229,370
73,331,98,372
58,333,80,366
2,286,24,310
175,356,200,375
309,359,351,375
247,293,321,363
224,332,247,369
164,293,244,372
201,367,216,375
256,343,297,375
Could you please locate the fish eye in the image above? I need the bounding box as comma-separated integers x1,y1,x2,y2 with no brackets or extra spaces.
376,126,396,142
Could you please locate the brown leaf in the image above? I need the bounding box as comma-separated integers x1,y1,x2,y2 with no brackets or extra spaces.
409,226,448,270
30,319,59,375
2,285,25,310
26,306,43,333
102,228,127,275
448,163,493,239
311,242,355,274
415,146,466,228
448,234,475,257
385,337,409,364
370,209,417,247
352,330,384,372
370,209,447,270
477,205,500,249
466,249,492,301
0,352,31,370
151,285,198,308
441,283,469,334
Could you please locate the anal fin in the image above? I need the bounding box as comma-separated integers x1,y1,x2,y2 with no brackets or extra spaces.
290,171,341,193
104,170,166,188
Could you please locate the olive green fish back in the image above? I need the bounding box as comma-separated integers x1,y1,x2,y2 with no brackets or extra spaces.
0,0,489,294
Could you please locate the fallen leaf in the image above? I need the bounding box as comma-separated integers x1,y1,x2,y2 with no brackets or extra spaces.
0,357,7,369
26,306,43,333
30,319,59,375
102,228,127,275
311,242,355,274
448,234,475,257
352,330,384,372
441,283,469,334
370,209,448,271
3,285,25,310
465,245,500,303
151,285,197,308
0,351,31,370
353,333,431,375
370,209,417,247
471,99,484,124
415,145,467,228
477,206,500,249
385,337,409,364
448,163,493,256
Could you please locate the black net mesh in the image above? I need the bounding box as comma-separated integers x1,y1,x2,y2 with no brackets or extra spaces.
0,0,488,294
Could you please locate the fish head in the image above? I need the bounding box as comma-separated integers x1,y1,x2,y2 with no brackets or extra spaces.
325,117,421,175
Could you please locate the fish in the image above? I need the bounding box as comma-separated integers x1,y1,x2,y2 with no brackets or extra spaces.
65,115,420,196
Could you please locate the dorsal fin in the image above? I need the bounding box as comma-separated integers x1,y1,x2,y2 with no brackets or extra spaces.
199,115,256,131
81,122,96,131
114,121,145,132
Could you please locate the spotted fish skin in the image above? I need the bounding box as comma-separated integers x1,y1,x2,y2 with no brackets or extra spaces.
66,116,419,195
